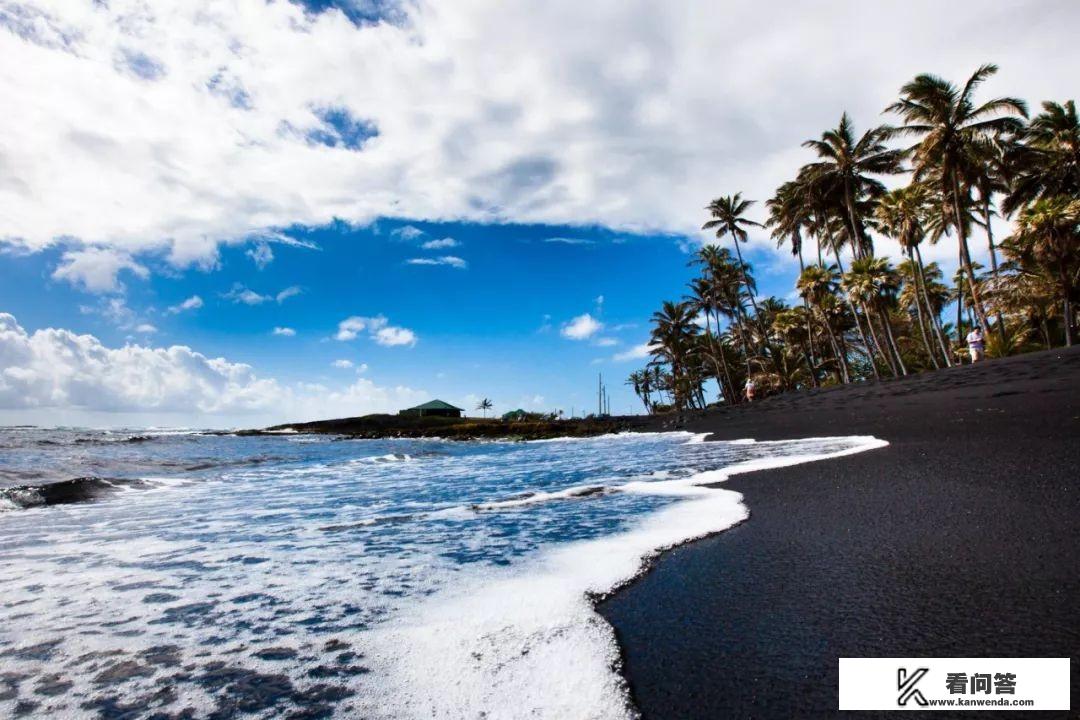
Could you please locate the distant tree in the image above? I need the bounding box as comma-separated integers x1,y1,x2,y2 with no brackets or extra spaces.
476,398,493,418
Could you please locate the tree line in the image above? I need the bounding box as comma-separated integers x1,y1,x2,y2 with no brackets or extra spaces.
628,64,1079,413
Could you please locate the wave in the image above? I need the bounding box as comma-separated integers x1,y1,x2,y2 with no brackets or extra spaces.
353,435,890,719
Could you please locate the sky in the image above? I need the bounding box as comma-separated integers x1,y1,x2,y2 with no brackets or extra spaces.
1,0,1078,427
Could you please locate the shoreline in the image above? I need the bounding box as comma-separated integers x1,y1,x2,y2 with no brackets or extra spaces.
598,346,1080,718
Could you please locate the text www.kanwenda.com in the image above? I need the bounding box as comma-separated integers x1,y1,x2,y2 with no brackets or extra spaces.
926,698,1035,707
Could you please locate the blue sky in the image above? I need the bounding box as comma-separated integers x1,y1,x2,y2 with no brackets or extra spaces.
1,0,1076,427
0,218,799,424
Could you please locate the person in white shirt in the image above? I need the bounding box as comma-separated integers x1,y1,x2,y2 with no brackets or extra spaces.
966,327,986,363
744,378,756,402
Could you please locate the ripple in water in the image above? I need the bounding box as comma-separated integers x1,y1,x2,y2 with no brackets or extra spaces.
0,427,886,718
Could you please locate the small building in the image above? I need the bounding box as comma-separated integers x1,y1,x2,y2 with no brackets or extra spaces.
399,399,464,418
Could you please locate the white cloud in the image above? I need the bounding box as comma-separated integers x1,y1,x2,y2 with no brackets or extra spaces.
405,255,467,269
167,295,203,314
4,1,1074,273
543,237,594,245
51,248,149,293
335,315,417,347
0,312,425,426
593,337,618,347
561,313,603,340
420,237,459,249
247,241,274,269
273,326,296,336
133,323,157,334
332,359,353,368
222,284,271,305
391,225,425,241
612,342,655,362
276,286,303,303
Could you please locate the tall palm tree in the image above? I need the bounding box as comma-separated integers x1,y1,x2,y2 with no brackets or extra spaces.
476,398,493,418
687,275,737,403
768,180,821,386
1004,99,1080,214
797,264,850,383
844,256,908,376
873,184,952,365
886,63,1027,333
703,194,765,319
1002,196,1080,346
801,113,904,258
649,301,701,410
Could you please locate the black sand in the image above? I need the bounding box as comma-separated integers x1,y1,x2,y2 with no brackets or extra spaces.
601,347,1080,718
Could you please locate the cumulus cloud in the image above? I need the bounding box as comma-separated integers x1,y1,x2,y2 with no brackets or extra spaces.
4,0,1075,274
332,359,353,368
0,312,425,425
247,242,274,269
420,237,459,249
612,342,655,362
167,295,203,314
391,225,425,242
272,327,296,336
222,284,271,305
51,247,149,293
561,313,603,340
335,315,417,346
275,286,303,303
405,256,467,269
133,323,157,334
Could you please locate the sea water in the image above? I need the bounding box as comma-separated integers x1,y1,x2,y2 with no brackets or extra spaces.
0,427,885,719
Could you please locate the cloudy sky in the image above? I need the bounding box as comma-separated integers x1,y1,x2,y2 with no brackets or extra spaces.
1,0,1078,427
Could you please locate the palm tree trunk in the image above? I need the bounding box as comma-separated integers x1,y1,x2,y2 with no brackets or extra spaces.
914,246,952,367
702,309,735,404
982,198,1008,348
866,304,899,376
878,306,907,375
797,252,820,388
834,250,881,380
909,251,939,369
821,311,849,383
1065,297,1074,347
951,173,991,333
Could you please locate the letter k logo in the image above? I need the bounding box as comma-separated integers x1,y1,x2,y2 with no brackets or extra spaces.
897,668,929,706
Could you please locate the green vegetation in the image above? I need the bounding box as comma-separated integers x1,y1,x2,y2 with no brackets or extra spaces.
631,65,1079,411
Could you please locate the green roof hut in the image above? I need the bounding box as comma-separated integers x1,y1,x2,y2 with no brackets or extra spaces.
398,399,465,418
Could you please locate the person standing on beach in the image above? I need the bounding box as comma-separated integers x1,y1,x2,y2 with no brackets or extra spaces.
744,378,756,402
966,326,986,363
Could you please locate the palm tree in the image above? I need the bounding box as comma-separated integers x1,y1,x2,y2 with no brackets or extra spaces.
873,184,952,365
703,194,765,319
768,180,821,386
686,275,737,403
797,264,850,383
649,301,701,410
476,398,493,418
886,63,1027,334
844,256,908,376
1004,100,1080,214
626,371,652,414
1002,197,1080,346
801,113,904,258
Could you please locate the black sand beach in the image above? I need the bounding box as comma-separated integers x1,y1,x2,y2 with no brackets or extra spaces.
602,347,1080,718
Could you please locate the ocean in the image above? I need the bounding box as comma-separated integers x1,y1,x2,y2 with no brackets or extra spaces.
0,427,885,719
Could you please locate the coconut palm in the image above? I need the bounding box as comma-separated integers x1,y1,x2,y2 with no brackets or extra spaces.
1001,196,1080,345
885,63,1027,333
801,113,904,259
476,398,493,418
686,275,737,403
649,301,701,410
873,184,952,365
703,194,765,319
1004,100,1080,214
844,256,908,375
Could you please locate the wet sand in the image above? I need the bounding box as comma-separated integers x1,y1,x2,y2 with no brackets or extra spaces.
602,346,1080,718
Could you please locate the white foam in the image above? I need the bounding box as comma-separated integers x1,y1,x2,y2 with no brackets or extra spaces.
354,435,889,719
